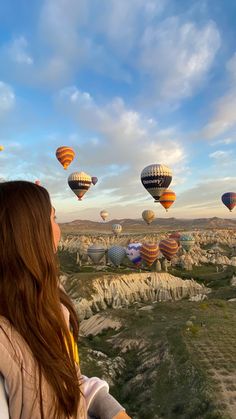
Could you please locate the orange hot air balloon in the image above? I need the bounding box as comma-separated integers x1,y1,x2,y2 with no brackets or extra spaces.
140,242,159,267
56,146,75,170
159,238,178,261
159,189,176,211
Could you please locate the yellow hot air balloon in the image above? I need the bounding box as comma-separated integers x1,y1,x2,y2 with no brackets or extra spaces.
0,146,4,151
56,146,75,170
159,190,176,211
142,210,155,225
100,210,109,221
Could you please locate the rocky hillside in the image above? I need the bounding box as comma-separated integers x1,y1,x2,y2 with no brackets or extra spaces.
61,272,209,321
60,217,236,234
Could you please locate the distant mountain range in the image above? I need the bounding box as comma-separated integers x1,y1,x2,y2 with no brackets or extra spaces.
60,217,236,233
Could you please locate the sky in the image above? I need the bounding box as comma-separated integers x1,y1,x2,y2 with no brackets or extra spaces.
0,0,236,222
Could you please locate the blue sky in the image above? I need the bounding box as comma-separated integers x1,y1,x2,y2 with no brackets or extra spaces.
0,0,236,222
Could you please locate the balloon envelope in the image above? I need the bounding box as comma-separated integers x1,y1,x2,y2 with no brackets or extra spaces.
35,180,41,186
142,210,155,225
159,190,176,211
112,224,122,236
221,192,236,212
100,210,109,221
179,235,195,252
141,164,172,202
56,146,75,170
108,246,126,267
87,244,105,264
92,177,98,185
0,145,4,151
68,171,92,200
140,243,159,267
126,243,142,266
159,239,178,261
169,232,181,247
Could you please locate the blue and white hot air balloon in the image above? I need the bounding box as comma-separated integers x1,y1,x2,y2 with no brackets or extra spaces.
108,246,126,267
126,243,142,266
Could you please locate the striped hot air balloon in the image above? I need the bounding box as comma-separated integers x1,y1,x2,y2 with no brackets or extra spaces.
169,232,181,247
221,192,236,212
159,239,178,261
159,189,176,211
112,224,122,236
140,243,159,267
141,164,172,202
108,246,126,267
68,172,92,200
56,146,75,170
142,210,155,225
179,235,195,252
87,244,105,264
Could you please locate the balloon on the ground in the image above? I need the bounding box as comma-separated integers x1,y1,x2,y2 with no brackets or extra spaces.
179,235,195,252
87,244,105,264
141,164,172,202
159,238,178,261
169,232,181,247
108,246,126,267
126,243,142,266
68,171,92,200
0,146,4,151
56,146,75,170
159,190,176,211
221,192,236,212
100,210,109,221
92,177,98,185
140,243,159,266
112,224,122,236
142,210,155,225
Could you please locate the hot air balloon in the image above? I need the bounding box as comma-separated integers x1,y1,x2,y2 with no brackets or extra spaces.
35,180,41,186
68,172,92,200
169,232,181,247
159,239,178,261
87,244,105,264
108,246,126,267
140,243,159,267
141,164,172,202
100,210,109,222
221,192,236,212
142,210,155,225
126,243,142,266
91,177,98,185
112,224,122,236
0,146,4,151
56,146,75,170
159,190,176,211
179,235,195,252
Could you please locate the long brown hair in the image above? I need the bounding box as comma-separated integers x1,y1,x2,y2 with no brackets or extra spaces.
0,181,81,418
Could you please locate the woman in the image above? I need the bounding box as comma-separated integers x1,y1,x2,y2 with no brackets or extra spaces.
0,181,130,419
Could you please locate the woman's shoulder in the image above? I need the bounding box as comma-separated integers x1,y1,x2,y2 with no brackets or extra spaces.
0,316,34,373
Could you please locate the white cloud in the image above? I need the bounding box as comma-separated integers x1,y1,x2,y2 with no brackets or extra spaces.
139,17,221,102
203,52,236,139
8,36,33,65
0,82,15,115
209,150,232,160
57,86,187,201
